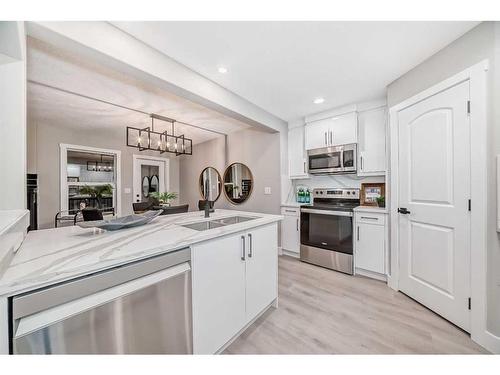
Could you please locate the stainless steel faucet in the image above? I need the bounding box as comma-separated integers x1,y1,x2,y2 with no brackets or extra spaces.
204,200,211,218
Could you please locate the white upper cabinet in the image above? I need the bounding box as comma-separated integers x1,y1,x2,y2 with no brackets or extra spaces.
304,118,330,150
288,126,309,179
357,107,387,176
305,111,358,150
329,112,358,146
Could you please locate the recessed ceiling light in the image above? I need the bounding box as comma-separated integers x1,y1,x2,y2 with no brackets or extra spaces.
313,97,325,104
218,66,228,74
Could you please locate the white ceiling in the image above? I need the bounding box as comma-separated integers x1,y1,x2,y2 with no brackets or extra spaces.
27,37,250,145
112,21,480,121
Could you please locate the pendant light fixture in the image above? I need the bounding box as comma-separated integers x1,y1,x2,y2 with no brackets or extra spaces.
126,114,193,156
87,154,113,172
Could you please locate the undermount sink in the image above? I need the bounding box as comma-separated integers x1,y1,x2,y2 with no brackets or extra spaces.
180,216,258,231
211,216,258,225
180,221,225,231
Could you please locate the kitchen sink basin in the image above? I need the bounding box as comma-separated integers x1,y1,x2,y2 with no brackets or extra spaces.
180,221,226,231
211,216,258,225
180,216,258,231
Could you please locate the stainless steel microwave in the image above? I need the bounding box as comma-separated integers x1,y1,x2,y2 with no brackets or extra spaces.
307,143,357,175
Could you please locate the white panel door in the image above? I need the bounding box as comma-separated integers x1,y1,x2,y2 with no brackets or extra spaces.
330,112,358,146
305,119,330,150
358,107,386,175
245,224,278,323
288,126,308,178
356,222,385,274
397,80,471,331
191,234,246,354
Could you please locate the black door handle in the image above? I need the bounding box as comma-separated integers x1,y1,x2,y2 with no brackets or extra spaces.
398,207,411,214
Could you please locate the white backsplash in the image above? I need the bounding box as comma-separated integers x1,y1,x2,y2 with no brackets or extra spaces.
285,174,385,203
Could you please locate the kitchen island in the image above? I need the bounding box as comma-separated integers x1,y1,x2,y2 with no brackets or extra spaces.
0,209,282,354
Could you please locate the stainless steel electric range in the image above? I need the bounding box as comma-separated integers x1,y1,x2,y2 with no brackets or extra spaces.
300,188,360,274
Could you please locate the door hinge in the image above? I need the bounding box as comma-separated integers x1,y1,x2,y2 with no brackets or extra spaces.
468,297,471,310
467,100,471,114
468,199,471,211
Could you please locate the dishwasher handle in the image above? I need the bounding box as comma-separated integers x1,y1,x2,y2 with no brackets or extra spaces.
14,262,191,339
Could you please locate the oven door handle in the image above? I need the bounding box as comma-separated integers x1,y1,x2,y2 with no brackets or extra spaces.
301,208,353,217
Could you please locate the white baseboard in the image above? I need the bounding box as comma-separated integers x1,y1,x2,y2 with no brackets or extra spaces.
355,267,387,282
281,249,300,259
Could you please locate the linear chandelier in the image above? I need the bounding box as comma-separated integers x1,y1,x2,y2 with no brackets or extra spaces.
126,114,193,156
87,154,113,172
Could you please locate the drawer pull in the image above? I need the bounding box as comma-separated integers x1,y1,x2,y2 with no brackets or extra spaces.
361,216,378,220
285,209,296,213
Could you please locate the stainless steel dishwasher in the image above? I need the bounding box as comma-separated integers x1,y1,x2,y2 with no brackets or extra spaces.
10,248,192,354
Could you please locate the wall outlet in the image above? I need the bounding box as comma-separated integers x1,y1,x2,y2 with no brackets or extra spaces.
264,187,272,195
124,188,131,194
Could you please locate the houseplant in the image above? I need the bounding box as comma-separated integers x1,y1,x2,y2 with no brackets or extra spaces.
79,184,113,208
149,191,178,206
376,195,385,208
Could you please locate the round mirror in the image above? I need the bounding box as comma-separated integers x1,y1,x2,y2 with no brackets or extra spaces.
199,167,222,202
223,163,253,205
149,174,159,194
142,176,150,198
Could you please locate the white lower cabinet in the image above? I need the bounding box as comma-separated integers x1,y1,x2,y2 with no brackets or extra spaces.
191,223,278,354
354,210,387,280
280,206,300,256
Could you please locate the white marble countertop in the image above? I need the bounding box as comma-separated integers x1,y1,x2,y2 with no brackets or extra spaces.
0,210,30,278
0,210,29,237
0,209,282,297
354,206,388,214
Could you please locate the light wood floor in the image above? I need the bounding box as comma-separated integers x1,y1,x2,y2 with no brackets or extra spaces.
224,256,488,354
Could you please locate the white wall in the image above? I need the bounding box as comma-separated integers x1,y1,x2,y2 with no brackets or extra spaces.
387,21,500,338
0,22,26,210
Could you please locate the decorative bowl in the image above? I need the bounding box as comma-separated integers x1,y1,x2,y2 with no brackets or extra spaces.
77,210,162,231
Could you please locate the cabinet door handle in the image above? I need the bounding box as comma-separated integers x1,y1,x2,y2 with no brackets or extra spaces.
361,155,364,171
357,226,360,241
324,132,327,145
303,161,306,174
248,233,253,258
241,235,246,261
296,218,299,231
329,130,333,145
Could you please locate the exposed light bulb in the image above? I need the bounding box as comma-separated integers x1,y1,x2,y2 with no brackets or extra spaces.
313,97,325,104
218,66,228,74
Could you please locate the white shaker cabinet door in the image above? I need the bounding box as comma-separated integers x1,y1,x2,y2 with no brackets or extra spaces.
281,214,300,254
245,223,278,323
355,222,385,274
358,107,386,176
329,112,358,146
305,119,330,150
288,126,308,178
191,233,246,354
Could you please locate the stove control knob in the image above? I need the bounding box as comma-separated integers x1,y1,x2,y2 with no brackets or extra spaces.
347,191,350,195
